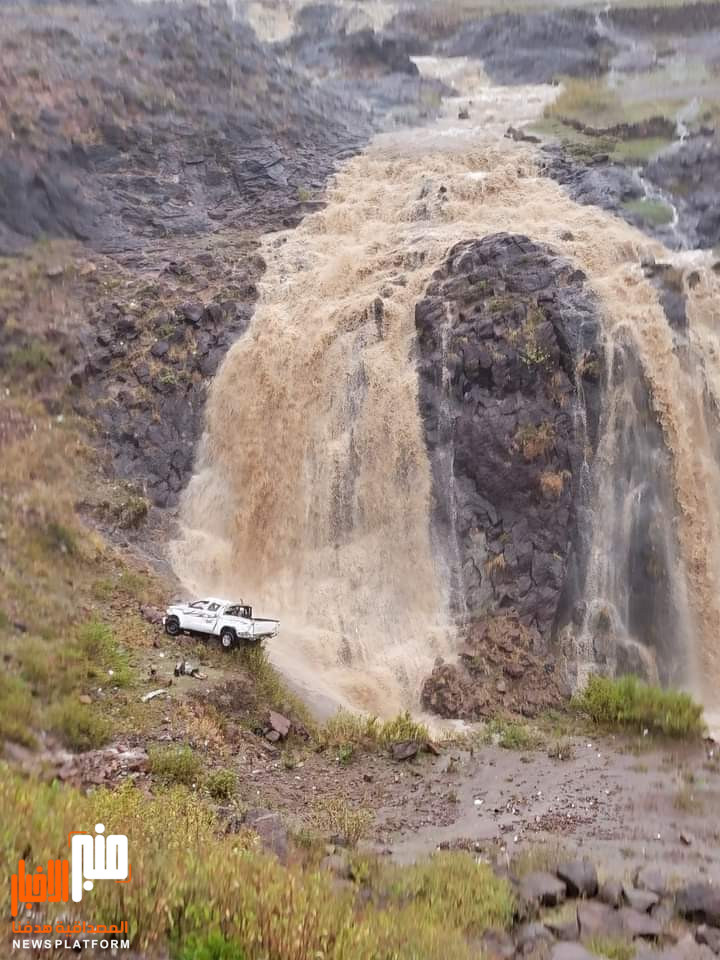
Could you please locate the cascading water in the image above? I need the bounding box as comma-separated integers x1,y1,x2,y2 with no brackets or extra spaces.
172,56,720,719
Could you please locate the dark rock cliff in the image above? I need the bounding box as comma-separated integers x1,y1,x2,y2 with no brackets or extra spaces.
415,233,603,646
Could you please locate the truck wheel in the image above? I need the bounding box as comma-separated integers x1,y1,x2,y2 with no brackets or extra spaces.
220,628,236,651
165,616,180,637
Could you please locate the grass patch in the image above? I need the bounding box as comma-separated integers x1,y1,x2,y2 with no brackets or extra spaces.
149,743,203,786
612,136,672,163
317,709,430,754
0,766,515,959
587,936,635,960
381,853,515,935
312,796,373,848
621,198,674,226
0,673,37,747
205,768,237,802
573,675,705,738
47,696,112,751
482,718,542,750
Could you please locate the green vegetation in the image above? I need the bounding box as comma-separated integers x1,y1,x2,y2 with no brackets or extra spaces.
318,709,431,754
149,744,203,786
0,767,515,959
312,795,374,847
514,421,556,461
381,853,515,935
587,936,635,960
621,198,674,227
482,717,542,750
205,768,238,802
48,696,112,751
573,675,705,738
4,339,54,373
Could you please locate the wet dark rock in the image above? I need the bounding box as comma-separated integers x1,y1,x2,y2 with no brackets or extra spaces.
391,740,420,761
644,136,720,249
438,10,616,85
676,883,720,927
520,872,567,908
557,859,598,898
415,233,602,649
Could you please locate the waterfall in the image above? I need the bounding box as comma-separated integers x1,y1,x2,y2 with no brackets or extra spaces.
171,61,720,716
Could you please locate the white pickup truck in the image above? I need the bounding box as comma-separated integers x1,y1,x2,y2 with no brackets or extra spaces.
163,597,279,650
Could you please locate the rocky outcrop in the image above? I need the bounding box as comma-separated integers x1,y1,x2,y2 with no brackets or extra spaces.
436,10,616,84
415,233,602,646
0,2,368,258
421,615,565,719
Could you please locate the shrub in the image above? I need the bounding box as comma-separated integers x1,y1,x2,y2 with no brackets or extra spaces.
41,520,78,556
382,852,515,935
317,709,381,749
514,422,555,461
0,767,519,959
206,768,237,802
376,710,430,745
149,744,203,786
318,709,430,753
76,619,132,687
483,718,541,750
47,697,112,751
312,796,373,847
574,675,705,738
175,933,247,960
0,673,37,747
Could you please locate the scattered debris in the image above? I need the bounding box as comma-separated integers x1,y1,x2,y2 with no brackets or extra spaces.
142,688,169,702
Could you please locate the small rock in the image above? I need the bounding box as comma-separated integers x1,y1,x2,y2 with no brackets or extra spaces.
619,906,663,939
392,739,420,761
140,605,164,625
680,832,695,847
676,883,720,926
458,107,470,120
265,730,281,743
46,264,64,278
624,885,660,912
520,872,567,908
243,808,288,861
516,922,555,950
482,929,516,960
267,710,291,738
551,942,596,960
578,900,623,937
696,925,720,954
636,865,667,897
599,879,624,908
557,859,598,898
78,694,92,705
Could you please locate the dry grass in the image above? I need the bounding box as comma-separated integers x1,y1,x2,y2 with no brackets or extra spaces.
540,469,570,498
515,421,556,461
